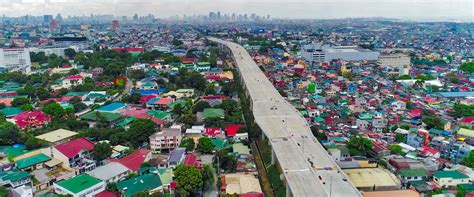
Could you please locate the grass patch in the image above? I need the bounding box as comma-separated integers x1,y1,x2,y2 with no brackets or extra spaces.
267,165,285,196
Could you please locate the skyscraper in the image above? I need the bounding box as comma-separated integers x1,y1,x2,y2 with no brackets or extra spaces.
43,15,53,24
112,20,119,30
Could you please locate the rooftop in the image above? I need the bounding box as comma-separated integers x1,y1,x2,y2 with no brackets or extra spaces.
15,153,51,169
35,129,78,144
96,102,126,112
87,162,130,181
116,174,163,197
54,137,94,158
343,168,400,188
55,174,102,194
433,170,469,179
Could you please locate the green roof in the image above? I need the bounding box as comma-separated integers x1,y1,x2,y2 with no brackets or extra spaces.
65,92,89,96
203,108,225,119
80,111,122,122
458,183,474,191
399,169,429,177
0,107,21,117
147,110,170,119
55,174,102,194
0,146,28,158
0,170,29,182
158,168,173,185
433,170,469,179
212,138,231,150
16,153,51,169
116,116,136,127
232,143,250,155
117,174,163,197
168,100,188,108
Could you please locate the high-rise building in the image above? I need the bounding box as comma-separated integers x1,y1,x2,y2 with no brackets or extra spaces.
43,15,53,24
133,14,138,21
111,20,119,30
0,48,32,74
217,11,221,21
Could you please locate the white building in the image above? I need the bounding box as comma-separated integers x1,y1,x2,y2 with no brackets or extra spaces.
433,170,470,187
378,52,411,75
0,48,32,74
301,44,379,63
149,128,182,154
29,47,69,58
87,162,130,183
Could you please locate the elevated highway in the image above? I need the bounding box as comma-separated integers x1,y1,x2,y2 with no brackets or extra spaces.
209,37,361,197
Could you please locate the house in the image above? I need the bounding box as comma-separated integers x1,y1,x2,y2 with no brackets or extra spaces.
11,185,33,197
149,128,182,154
79,111,122,127
203,108,225,119
433,170,470,188
183,153,202,169
35,129,78,145
221,173,262,195
327,146,351,161
225,124,242,137
458,128,474,140
0,107,21,118
61,75,84,88
53,174,105,197
362,190,420,197
136,78,159,90
0,170,31,188
146,97,174,110
15,153,51,171
398,168,429,184
116,174,163,197
110,149,151,172
96,102,127,113
87,162,130,183
13,110,51,130
168,148,186,168
51,137,95,173
195,62,211,72
205,127,223,137
344,168,400,191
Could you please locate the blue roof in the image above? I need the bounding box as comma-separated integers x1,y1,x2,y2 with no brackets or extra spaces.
169,148,186,163
131,88,166,95
434,92,474,98
96,102,126,112
147,98,160,104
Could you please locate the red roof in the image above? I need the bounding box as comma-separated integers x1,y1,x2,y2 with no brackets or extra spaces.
462,117,474,123
110,149,150,171
54,137,94,158
240,193,264,197
205,128,221,136
95,191,118,197
225,124,242,137
183,153,202,169
112,48,144,53
14,110,51,129
139,95,157,103
66,75,83,80
151,117,165,125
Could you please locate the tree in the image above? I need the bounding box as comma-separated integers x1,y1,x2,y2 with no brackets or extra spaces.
0,186,8,197
395,133,406,143
460,62,474,74
25,136,47,150
174,165,203,197
181,113,197,125
19,104,33,111
64,48,77,59
128,119,158,147
129,69,146,80
129,93,142,104
202,164,215,189
197,137,214,154
92,142,112,161
463,151,474,168
347,135,373,156
43,102,65,119
0,122,21,145
452,103,474,118
11,97,30,107
172,39,183,46
388,144,404,155
310,126,328,142
422,116,444,130
456,184,468,197
180,138,195,152
192,101,211,113
106,182,117,192
172,104,184,117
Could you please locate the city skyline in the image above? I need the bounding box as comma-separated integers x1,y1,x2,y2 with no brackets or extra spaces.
0,0,472,22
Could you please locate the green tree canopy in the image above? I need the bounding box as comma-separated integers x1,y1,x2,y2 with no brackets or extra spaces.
128,119,158,147
92,142,112,161
0,122,21,145
388,144,404,155
174,165,203,196
347,135,373,156
42,102,66,119
197,137,214,154
463,151,474,168
460,62,474,74
180,138,195,152
11,97,30,107
422,116,444,130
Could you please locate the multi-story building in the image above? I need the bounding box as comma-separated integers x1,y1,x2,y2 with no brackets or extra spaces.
431,137,474,163
149,128,182,154
378,52,411,75
0,48,31,74
52,37,88,50
301,44,380,64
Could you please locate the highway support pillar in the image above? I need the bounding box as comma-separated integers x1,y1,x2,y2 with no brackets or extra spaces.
271,149,276,165
286,182,291,197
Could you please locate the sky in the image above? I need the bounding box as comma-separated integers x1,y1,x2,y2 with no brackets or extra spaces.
0,0,473,21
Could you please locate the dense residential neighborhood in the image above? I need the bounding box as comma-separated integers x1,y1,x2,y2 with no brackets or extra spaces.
0,10,473,197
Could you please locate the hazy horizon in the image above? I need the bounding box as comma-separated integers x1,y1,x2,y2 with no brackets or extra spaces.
0,0,473,22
